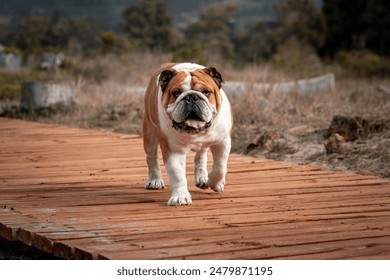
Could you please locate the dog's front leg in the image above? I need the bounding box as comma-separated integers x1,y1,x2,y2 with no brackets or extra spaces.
208,138,231,193
194,148,209,189
165,153,192,206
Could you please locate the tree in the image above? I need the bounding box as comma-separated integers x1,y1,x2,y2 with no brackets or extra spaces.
185,4,237,63
275,0,326,51
322,0,390,57
234,21,279,64
122,0,179,51
2,11,101,54
365,2,390,56
6,12,51,51
322,0,367,57
49,17,102,53
233,0,325,64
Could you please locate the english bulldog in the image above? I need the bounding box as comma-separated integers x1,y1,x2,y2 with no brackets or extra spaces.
143,62,233,206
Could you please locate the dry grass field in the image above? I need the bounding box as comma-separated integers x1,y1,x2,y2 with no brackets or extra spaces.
1,53,389,178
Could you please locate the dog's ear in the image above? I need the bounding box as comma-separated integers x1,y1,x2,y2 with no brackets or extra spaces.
159,69,176,91
204,67,224,88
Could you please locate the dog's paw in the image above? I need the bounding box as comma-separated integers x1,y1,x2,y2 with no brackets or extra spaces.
145,179,165,190
195,176,209,189
209,181,225,193
167,191,192,206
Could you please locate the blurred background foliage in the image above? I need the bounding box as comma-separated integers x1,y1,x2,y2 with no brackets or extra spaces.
0,0,389,76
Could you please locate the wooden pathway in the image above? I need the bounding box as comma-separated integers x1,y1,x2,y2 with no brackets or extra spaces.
0,118,389,259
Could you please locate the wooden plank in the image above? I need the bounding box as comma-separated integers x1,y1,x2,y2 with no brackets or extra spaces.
0,118,389,260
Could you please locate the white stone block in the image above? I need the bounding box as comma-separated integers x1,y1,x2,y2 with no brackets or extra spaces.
20,81,76,110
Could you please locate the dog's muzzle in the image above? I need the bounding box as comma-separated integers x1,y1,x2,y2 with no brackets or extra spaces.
167,90,216,133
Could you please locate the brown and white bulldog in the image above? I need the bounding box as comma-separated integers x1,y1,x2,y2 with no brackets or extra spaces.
143,62,233,206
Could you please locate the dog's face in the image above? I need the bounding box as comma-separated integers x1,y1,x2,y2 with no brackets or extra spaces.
158,66,224,133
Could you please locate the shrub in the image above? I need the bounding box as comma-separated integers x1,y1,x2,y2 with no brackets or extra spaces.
0,84,20,100
172,44,207,65
335,50,390,77
2,46,22,55
269,37,323,77
0,72,23,100
100,32,138,54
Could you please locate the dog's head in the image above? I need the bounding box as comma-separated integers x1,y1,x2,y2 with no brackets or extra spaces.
158,64,224,133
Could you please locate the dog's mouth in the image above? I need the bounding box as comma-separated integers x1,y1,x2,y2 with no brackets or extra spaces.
172,120,212,133
172,111,212,133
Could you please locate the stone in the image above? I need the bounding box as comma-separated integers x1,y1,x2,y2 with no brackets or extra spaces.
20,81,76,110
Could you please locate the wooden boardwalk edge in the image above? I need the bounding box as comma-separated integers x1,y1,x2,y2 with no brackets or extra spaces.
0,118,389,260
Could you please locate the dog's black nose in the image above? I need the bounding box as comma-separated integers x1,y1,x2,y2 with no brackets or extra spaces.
184,94,199,104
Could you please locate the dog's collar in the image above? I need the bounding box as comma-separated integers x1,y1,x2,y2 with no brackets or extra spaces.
172,120,212,133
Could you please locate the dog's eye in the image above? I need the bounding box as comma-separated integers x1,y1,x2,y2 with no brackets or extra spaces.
172,91,181,99
203,90,211,97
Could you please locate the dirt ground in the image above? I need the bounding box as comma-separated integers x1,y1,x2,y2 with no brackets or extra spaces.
243,117,390,178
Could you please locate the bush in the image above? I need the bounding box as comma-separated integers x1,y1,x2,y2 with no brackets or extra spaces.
0,84,20,100
2,47,22,55
269,37,323,76
335,50,390,77
0,69,52,100
42,47,63,54
100,32,138,54
172,44,207,65
0,72,23,100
